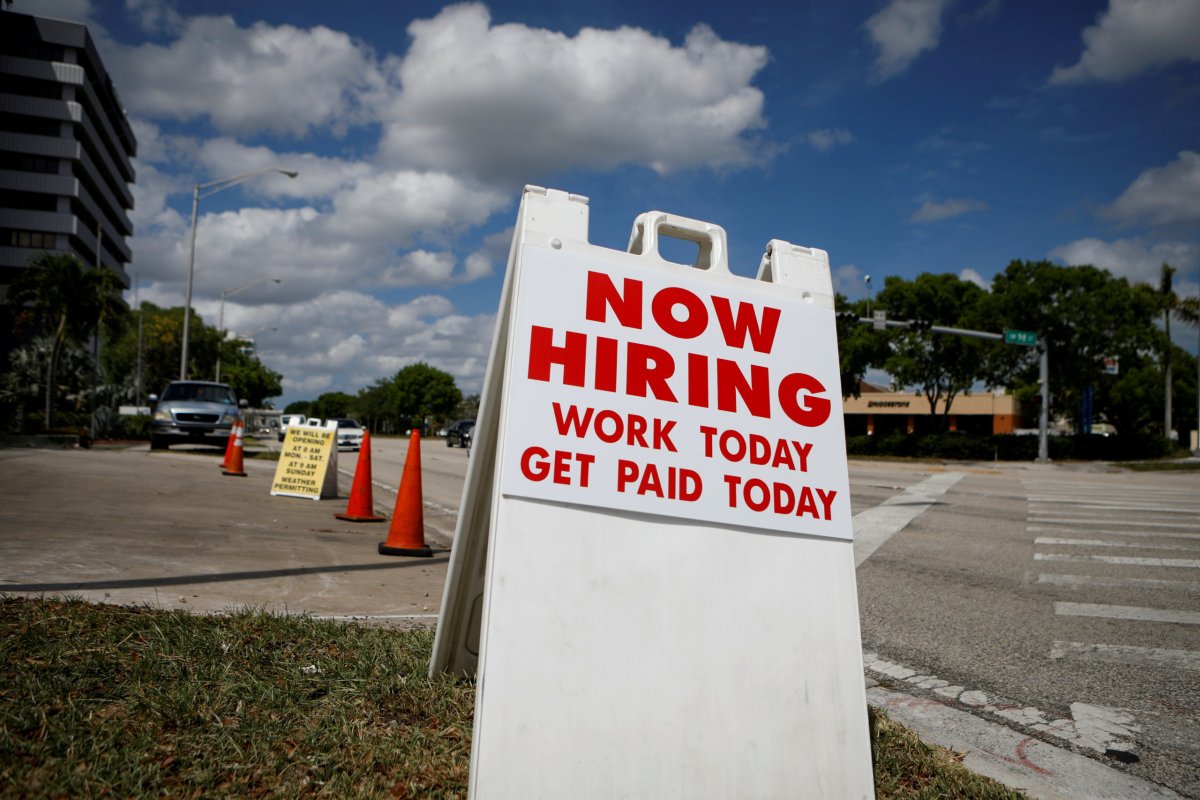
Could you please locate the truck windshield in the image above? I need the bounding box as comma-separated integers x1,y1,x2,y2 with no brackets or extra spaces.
161,383,236,404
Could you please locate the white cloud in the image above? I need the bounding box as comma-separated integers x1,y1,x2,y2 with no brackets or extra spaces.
377,3,768,180
214,289,496,400
959,268,990,289
1050,0,1200,85
320,170,508,245
865,0,954,82
193,139,373,201
380,250,458,287
909,197,988,223
807,128,855,152
124,0,183,34
1103,151,1200,227
833,263,868,299
108,15,386,137
1048,236,1198,286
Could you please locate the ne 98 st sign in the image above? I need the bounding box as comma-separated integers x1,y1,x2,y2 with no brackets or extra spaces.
499,244,851,540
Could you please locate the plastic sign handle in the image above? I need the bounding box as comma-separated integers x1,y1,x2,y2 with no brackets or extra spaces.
627,211,730,274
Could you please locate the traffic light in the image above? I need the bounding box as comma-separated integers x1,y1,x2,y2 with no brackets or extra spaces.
836,311,859,324
909,318,933,332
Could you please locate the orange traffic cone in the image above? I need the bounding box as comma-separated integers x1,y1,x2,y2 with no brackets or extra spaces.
378,430,432,557
336,430,386,522
222,421,247,477
220,419,239,469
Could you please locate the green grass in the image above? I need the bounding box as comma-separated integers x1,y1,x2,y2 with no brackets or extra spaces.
1122,459,1200,472
1,597,1026,799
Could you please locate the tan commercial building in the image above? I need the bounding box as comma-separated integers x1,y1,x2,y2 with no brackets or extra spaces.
843,384,1030,437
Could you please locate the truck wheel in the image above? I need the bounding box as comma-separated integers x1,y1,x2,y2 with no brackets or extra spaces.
447,437,454,447
150,435,168,450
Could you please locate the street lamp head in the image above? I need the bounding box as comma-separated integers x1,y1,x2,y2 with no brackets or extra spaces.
864,275,872,284
281,170,299,179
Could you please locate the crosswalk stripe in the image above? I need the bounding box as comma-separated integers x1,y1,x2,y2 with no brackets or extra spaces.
1035,553,1200,568
1029,502,1200,514
1030,516,1200,530
1038,573,1200,592
1055,602,1200,625
1050,640,1200,672
1034,537,1197,552
1029,525,1200,541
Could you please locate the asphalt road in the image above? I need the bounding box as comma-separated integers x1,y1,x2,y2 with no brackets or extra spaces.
852,460,1199,798
2,438,1196,797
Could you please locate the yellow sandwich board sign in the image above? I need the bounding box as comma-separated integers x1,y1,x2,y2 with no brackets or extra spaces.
270,419,338,500
432,186,873,799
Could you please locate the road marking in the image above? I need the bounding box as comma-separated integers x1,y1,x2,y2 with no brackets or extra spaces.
1035,553,1200,568
1030,515,1200,530
1030,504,1200,516
1034,536,1197,552
852,472,964,567
1050,641,1200,672
1055,602,1200,626
1029,525,1200,541
1038,573,1200,592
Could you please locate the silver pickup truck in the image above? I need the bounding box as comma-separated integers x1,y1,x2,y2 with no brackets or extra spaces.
149,381,244,450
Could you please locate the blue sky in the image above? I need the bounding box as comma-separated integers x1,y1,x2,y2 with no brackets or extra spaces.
19,0,1200,406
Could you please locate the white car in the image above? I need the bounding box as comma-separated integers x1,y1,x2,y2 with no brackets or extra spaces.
330,418,365,450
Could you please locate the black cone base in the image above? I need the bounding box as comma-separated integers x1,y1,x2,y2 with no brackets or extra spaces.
378,542,433,557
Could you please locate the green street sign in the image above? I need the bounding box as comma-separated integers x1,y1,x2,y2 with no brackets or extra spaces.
1004,329,1037,346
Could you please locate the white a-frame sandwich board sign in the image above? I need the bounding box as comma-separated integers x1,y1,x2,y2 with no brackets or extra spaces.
432,186,874,799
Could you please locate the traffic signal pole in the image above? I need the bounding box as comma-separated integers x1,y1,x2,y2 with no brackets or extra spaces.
841,315,1049,461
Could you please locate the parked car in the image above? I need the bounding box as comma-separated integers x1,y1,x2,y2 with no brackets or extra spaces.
446,419,475,448
149,380,244,450
330,418,365,450
278,413,306,441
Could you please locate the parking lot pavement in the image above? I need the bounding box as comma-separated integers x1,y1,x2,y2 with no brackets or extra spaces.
0,445,449,627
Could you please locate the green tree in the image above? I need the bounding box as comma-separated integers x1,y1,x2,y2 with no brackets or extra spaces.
392,362,461,430
1155,264,1200,440
834,295,890,398
355,378,398,433
875,273,989,430
312,391,355,420
7,253,127,430
454,393,481,421
103,303,279,406
219,352,283,407
981,261,1161,433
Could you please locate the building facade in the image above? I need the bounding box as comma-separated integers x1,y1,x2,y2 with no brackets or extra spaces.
843,383,1030,436
0,11,136,293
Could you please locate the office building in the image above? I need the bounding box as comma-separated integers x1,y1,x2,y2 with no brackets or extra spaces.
0,11,136,293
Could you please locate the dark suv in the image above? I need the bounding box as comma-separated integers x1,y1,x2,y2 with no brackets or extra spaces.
149,381,244,450
446,419,475,448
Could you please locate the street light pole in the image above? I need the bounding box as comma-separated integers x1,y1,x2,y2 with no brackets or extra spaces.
864,274,872,318
179,168,297,381
216,277,281,383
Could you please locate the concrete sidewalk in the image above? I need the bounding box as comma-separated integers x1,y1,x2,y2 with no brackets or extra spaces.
0,445,449,626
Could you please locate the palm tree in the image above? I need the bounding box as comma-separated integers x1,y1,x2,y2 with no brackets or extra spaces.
7,252,126,430
1157,264,1200,441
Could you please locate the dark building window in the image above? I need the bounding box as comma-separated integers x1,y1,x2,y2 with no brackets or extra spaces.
1,229,58,248
3,75,64,100
0,112,63,137
0,189,59,212
0,152,59,174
